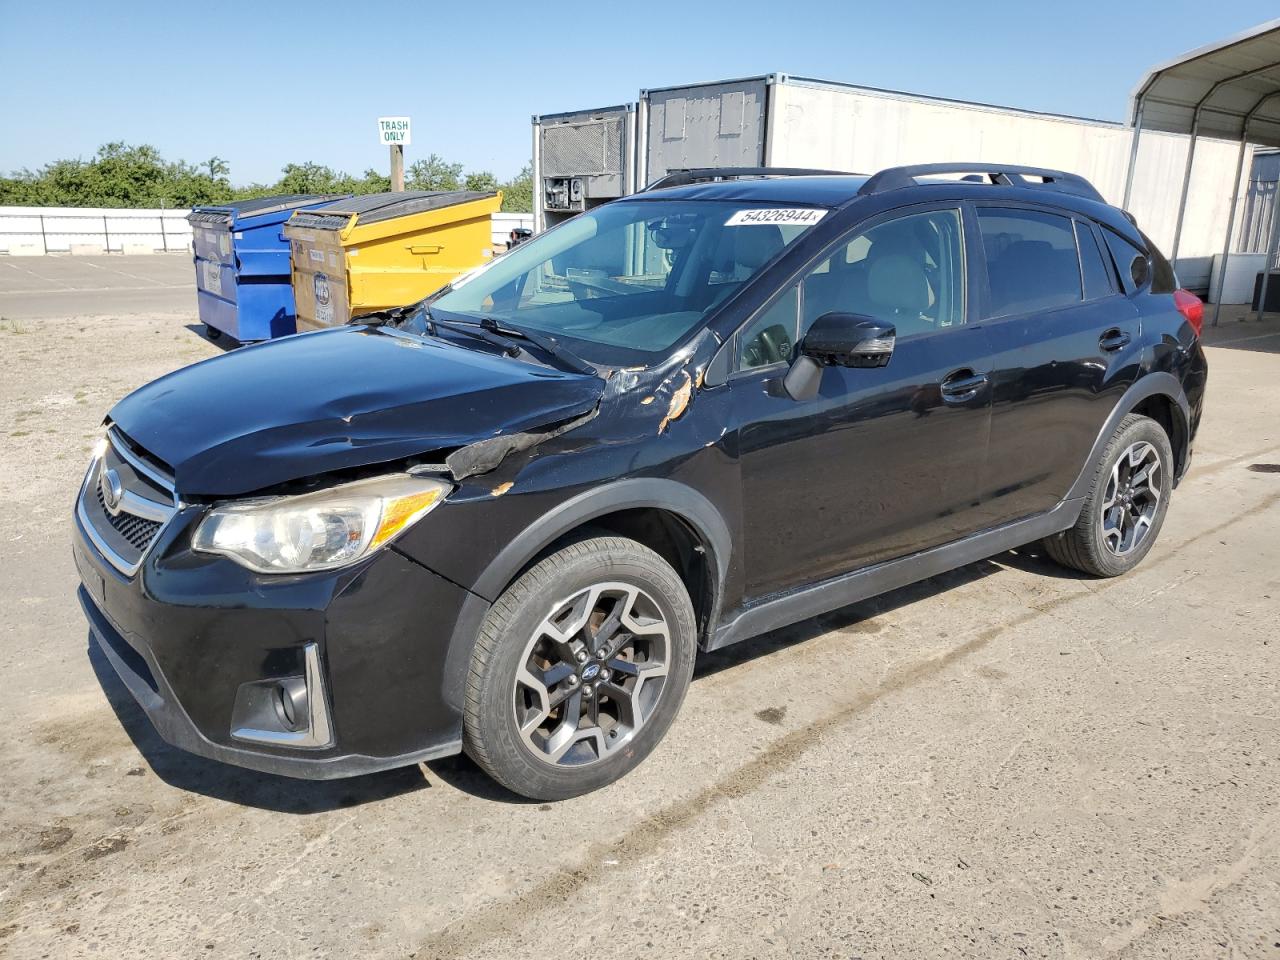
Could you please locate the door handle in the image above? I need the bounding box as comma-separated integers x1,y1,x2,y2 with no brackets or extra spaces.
940,369,989,403
1099,328,1132,352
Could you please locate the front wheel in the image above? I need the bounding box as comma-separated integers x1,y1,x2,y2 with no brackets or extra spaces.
1043,413,1174,577
463,536,697,800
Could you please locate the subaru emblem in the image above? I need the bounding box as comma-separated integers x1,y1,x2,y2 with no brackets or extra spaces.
101,466,124,515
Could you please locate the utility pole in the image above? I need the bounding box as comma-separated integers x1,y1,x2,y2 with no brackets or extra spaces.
390,143,405,192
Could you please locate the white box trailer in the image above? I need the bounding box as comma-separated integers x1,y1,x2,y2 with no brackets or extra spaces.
537,73,1244,291
532,104,638,233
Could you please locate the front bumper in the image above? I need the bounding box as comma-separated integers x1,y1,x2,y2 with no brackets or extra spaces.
73,506,473,780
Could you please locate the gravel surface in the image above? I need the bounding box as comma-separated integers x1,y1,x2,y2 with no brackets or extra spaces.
0,273,1277,959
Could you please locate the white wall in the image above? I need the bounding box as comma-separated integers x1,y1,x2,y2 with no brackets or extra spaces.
0,207,537,255
769,80,1248,265
490,212,533,246
0,206,193,253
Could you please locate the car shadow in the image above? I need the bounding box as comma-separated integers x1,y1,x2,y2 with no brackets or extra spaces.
185,323,238,352
90,550,1068,810
694,557,1004,679
992,543,1096,580
89,639,430,814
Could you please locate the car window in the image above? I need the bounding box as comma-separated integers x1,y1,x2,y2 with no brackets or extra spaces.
1076,220,1115,301
427,199,818,366
737,285,799,369
801,209,964,340
1101,229,1150,294
1139,230,1177,294
978,208,1082,317
737,208,965,371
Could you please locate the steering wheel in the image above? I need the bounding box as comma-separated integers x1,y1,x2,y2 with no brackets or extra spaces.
742,323,794,368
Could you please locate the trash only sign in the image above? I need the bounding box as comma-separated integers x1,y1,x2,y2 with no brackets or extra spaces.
378,117,411,146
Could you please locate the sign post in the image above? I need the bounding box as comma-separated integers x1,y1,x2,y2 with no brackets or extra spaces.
378,117,411,191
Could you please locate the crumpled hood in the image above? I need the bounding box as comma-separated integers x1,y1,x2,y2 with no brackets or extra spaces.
108,326,605,497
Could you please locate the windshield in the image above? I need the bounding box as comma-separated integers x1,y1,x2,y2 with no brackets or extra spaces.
425,199,824,365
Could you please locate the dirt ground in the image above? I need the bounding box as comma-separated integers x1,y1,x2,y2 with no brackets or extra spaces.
0,262,1278,959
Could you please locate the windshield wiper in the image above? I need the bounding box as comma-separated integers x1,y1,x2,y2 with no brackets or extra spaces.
420,307,525,358
477,317,597,376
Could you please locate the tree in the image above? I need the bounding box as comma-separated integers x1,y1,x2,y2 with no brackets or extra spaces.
464,170,499,192
205,156,230,180
407,154,463,191
499,164,533,213
0,144,528,209
0,142,232,207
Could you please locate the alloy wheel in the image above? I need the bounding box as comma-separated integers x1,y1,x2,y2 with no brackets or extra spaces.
1100,441,1162,556
513,582,670,766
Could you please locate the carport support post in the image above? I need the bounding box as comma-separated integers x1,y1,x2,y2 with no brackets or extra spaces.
390,144,404,192
1122,105,1144,210
1212,139,1248,327
1170,127,1198,263
1256,178,1280,321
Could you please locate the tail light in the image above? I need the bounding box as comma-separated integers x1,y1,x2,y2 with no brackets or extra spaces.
1174,289,1204,337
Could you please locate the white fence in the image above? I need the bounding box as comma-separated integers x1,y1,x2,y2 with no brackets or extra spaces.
0,206,535,255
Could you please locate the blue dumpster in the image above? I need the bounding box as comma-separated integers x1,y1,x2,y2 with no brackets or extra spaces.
188,194,347,342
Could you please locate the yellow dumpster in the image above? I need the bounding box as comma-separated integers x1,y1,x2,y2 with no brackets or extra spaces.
284,190,502,332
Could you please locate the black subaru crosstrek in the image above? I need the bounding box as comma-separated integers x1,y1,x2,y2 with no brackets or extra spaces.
73,164,1208,800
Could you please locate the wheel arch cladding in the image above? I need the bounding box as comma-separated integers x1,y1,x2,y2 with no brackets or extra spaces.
438,479,733,713
1129,392,1188,480
1067,373,1191,500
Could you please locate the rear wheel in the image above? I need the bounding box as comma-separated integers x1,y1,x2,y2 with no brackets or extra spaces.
463,536,697,800
204,325,222,340
1042,413,1173,577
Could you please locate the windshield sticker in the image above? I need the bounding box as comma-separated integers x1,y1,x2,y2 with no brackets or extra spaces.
725,208,827,227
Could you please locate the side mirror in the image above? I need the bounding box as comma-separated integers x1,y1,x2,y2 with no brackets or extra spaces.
782,313,896,402
801,312,896,368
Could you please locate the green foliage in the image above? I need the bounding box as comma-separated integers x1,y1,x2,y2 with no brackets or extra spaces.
407,153,463,191
0,142,233,207
498,163,533,213
464,170,499,192
0,143,533,211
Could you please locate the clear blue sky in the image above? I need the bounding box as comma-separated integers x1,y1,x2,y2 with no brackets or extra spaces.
2,1,1276,185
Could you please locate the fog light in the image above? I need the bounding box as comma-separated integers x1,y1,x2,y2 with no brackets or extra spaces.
271,677,308,732
230,643,333,749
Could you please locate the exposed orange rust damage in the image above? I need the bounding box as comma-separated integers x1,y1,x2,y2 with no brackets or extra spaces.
640,396,655,405
658,371,693,434
491,481,514,497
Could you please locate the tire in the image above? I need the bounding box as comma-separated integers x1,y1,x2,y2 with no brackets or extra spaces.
463,536,697,801
1042,413,1174,577
204,325,223,341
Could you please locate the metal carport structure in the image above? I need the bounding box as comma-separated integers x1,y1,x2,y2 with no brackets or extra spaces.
1124,18,1280,325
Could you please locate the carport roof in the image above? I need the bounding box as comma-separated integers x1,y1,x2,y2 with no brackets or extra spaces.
1130,18,1280,147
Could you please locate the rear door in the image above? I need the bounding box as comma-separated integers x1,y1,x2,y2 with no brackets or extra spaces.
972,204,1142,527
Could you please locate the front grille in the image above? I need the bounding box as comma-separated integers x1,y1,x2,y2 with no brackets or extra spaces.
94,483,163,553
77,430,177,576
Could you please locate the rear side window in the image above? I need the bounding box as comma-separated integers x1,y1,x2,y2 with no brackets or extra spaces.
977,208,1082,317
1076,221,1115,301
1140,231,1178,294
1101,230,1150,294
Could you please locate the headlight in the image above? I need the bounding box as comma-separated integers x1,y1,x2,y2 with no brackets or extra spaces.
192,474,450,574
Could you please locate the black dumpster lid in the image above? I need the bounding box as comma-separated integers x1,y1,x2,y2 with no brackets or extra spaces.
187,194,347,225
289,191,498,230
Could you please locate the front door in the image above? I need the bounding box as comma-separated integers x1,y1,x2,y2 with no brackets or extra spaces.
723,205,996,600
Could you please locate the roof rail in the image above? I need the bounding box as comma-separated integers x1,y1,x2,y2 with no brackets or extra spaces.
642,166,856,192
858,163,1105,203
